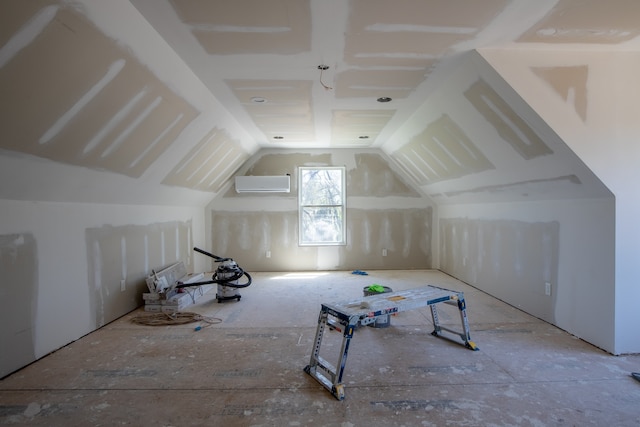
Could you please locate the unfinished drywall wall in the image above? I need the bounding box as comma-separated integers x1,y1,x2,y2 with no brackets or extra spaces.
439,199,615,352
478,48,639,354
0,233,37,378
440,217,559,323
206,149,432,271
0,198,205,377
383,51,616,353
210,208,431,271
86,221,193,328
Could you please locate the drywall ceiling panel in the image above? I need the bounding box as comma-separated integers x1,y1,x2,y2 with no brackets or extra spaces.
518,0,640,44
531,65,588,122
162,127,249,192
0,2,198,178
0,0,48,44
349,152,420,197
344,0,509,66
440,174,583,199
334,69,427,99
345,34,453,68
227,80,312,104
464,79,553,160
385,49,614,206
227,79,315,142
331,110,395,146
169,0,311,55
391,114,494,185
249,152,331,175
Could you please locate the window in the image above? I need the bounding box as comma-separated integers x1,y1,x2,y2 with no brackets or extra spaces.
298,166,346,246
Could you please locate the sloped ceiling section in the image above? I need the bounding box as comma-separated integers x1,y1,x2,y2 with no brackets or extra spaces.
162,127,249,192
381,0,640,205
531,66,588,122
392,114,494,186
386,51,613,205
0,1,198,178
464,79,553,160
518,0,640,44
1,0,638,206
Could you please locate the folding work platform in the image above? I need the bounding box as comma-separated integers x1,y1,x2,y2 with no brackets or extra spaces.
304,285,478,400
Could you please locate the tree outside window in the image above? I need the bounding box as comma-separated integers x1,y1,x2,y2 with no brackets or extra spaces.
298,167,346,245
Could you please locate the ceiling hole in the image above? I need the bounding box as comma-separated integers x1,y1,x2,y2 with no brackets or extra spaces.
377,97,392,103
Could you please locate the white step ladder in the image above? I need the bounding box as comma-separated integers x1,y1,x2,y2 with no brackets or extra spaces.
304,285,478,400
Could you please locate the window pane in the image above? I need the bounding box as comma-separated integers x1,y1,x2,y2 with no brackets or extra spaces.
300,206,344,244
299,166,346,246
300,169,343,205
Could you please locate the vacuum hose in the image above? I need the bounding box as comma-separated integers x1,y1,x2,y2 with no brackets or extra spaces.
175,247,252,289
210,260,252,289
193,246,228,262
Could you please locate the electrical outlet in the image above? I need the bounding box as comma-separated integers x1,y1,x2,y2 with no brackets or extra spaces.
266,250,271,258
120,279,126,292
382,248,387,257
545,282,551,296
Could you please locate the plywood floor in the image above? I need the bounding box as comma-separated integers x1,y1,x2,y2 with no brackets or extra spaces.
1,270,639,426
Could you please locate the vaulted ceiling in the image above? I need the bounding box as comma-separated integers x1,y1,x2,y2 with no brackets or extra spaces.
132,0,640,148
1,0,637,205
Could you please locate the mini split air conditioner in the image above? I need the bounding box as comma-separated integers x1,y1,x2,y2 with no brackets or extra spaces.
235,175,290,193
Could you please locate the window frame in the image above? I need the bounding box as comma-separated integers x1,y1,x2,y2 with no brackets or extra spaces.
298,166,347,246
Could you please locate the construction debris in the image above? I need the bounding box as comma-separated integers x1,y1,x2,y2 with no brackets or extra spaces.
144,261,212,313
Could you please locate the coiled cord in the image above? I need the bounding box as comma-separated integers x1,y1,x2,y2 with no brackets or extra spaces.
130,311,222,327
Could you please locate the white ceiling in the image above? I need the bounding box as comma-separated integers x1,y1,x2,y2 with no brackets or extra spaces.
130,0,640,149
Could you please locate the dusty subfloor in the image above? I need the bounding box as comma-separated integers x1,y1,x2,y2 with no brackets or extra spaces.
1,270,639,426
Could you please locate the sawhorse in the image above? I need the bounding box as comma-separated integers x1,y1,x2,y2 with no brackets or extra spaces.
304,285,478,400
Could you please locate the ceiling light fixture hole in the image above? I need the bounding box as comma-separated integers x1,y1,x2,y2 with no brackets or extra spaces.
317,65,329,70
251,97,267,104
377,97,392,103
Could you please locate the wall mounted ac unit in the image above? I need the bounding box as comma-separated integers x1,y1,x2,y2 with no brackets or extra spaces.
235,175,290,193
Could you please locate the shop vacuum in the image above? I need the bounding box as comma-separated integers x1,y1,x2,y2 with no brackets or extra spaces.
176,247,252,303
